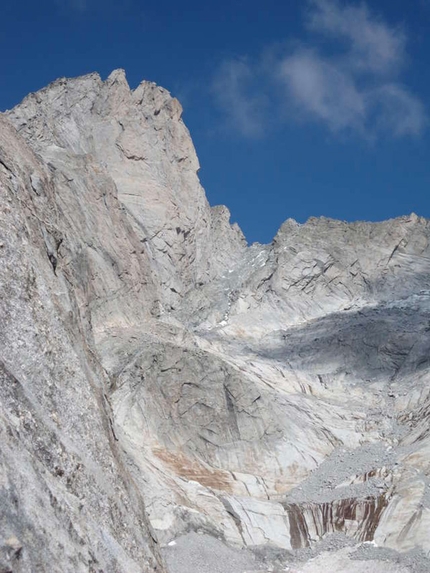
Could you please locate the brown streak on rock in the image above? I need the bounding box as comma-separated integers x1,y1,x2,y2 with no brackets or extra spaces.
152,447,234,493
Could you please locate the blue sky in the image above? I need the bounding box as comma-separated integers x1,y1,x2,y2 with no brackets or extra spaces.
2,0,430,243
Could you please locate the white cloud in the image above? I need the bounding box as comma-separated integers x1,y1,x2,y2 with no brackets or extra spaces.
213,0,426,139
278,50,366,133
307,0,405,74
211,59,267,138
369,84,427,137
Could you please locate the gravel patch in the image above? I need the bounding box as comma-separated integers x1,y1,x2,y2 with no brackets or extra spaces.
162,533,265,573
163,532,429,573
283,443,397,504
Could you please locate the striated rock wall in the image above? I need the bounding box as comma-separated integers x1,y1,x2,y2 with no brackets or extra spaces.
0,115,164,572
2,70,430,572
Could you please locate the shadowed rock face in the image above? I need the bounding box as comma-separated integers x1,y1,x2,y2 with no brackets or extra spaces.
1,70,430,572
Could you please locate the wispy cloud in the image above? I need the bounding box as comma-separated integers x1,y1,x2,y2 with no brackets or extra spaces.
55,0,89,12
369,84,426,137
307,0,405,74
211,59,268,138
212,0,426,139
278,50,366,134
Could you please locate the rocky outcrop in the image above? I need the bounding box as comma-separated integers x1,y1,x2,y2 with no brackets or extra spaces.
1,70,430,572
0,114,163,572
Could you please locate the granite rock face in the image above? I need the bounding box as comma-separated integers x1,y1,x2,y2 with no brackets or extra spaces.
1,70,430,572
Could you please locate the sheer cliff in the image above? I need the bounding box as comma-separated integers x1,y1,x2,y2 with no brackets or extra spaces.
1,70,430,573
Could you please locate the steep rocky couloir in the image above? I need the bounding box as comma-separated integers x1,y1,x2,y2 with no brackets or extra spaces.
1,70,430,573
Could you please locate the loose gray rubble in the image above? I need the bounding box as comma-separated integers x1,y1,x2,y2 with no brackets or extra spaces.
1,69,430,572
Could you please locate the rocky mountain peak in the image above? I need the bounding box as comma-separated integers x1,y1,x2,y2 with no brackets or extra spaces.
1,71,430,573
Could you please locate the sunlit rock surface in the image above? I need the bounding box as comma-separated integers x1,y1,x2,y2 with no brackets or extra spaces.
1,70,430,572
